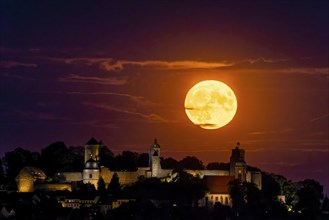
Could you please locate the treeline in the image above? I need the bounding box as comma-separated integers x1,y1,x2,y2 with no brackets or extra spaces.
0,141,229,183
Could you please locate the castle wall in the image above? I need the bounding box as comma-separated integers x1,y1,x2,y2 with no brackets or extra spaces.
17,178,34,192
250,171,262,190
100,167,148,186
61,172,82,182
185,169,229,178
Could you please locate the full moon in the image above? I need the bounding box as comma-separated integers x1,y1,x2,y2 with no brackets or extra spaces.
184,80,237,129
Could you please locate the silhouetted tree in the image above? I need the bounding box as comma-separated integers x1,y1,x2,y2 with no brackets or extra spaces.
2,147,37,180
137,153,149,167
0,159,5,185
98,145,115,169
172,171,207,204
322,195,329,214
40,142,75,174
107,173,121,195
229,179,246,217
178,156,204,170
272,174,298,208
79,183,97,195
161,157,178,169
206,162,229,170
212,202,231,220
115,151,138,171
69,146,84,171
296,179,323,219
261,172,281,200
97,177,106,193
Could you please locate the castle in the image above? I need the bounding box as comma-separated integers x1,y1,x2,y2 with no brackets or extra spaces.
16,138,262,206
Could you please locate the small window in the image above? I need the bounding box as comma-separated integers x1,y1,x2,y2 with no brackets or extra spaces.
89,173,92,178
215,196,218,201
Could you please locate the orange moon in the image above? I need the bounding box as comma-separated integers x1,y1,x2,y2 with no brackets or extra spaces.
184,80,237,129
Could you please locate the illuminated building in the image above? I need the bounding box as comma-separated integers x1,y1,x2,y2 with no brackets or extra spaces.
16,138,261,200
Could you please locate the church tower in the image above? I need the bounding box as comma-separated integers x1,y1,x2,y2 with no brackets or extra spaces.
84,137,101,164
230,142,247,182
149,139,161,177
83,138,101,188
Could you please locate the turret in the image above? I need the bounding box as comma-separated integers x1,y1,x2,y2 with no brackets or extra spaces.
149,139,161,177
84,137,101,164
83,137,101,188
229,142,247,182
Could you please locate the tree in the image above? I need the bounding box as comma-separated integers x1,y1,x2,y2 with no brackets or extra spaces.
79,183,97,195
69,146,84,172
107,173,121,195
115,151,138,171
161,157,178,169
0,159,5,185
178,156,204,170
271,174,298,208
98,145,115,169
206,162,229,170
2,147,36,180
137,153,149,167
40,142,74,174
171,171,207,204
261,172,281,200
97,177,106,193
229,179,246,216
296,179,323,218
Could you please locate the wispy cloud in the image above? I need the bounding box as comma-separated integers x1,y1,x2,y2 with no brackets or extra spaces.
0,73,33,80
16,110,69,121
310,113,329,122
248,128,294,135
0,61,38,69
241,57,289,64
50,57,234,71
39,90,160,107
58,74,127,85
83,102,174,123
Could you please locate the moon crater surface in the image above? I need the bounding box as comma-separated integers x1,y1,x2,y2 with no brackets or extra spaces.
184,80,237,129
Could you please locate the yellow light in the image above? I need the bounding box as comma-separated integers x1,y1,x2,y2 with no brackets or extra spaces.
185,80,237,129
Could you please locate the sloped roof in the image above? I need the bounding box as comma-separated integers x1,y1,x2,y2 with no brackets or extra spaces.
204,176,235,194
86,137,99,145
16,167,47,181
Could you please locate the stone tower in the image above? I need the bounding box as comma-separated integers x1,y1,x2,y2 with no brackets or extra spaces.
84,137,101,164
83,138,101,188
82,157,100,187
149,139,161,177
229,142,247,182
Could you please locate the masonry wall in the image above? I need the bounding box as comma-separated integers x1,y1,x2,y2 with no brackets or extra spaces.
100,167,149,186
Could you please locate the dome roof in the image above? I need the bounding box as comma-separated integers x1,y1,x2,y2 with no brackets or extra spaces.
85,158,99,169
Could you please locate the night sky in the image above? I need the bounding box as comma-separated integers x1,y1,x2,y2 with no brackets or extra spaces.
1,1,328,194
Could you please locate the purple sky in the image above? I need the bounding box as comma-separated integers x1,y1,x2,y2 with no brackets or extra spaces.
0,1,328,194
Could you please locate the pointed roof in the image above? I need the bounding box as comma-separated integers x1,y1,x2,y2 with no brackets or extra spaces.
15,167,47,181
86,137,99,145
